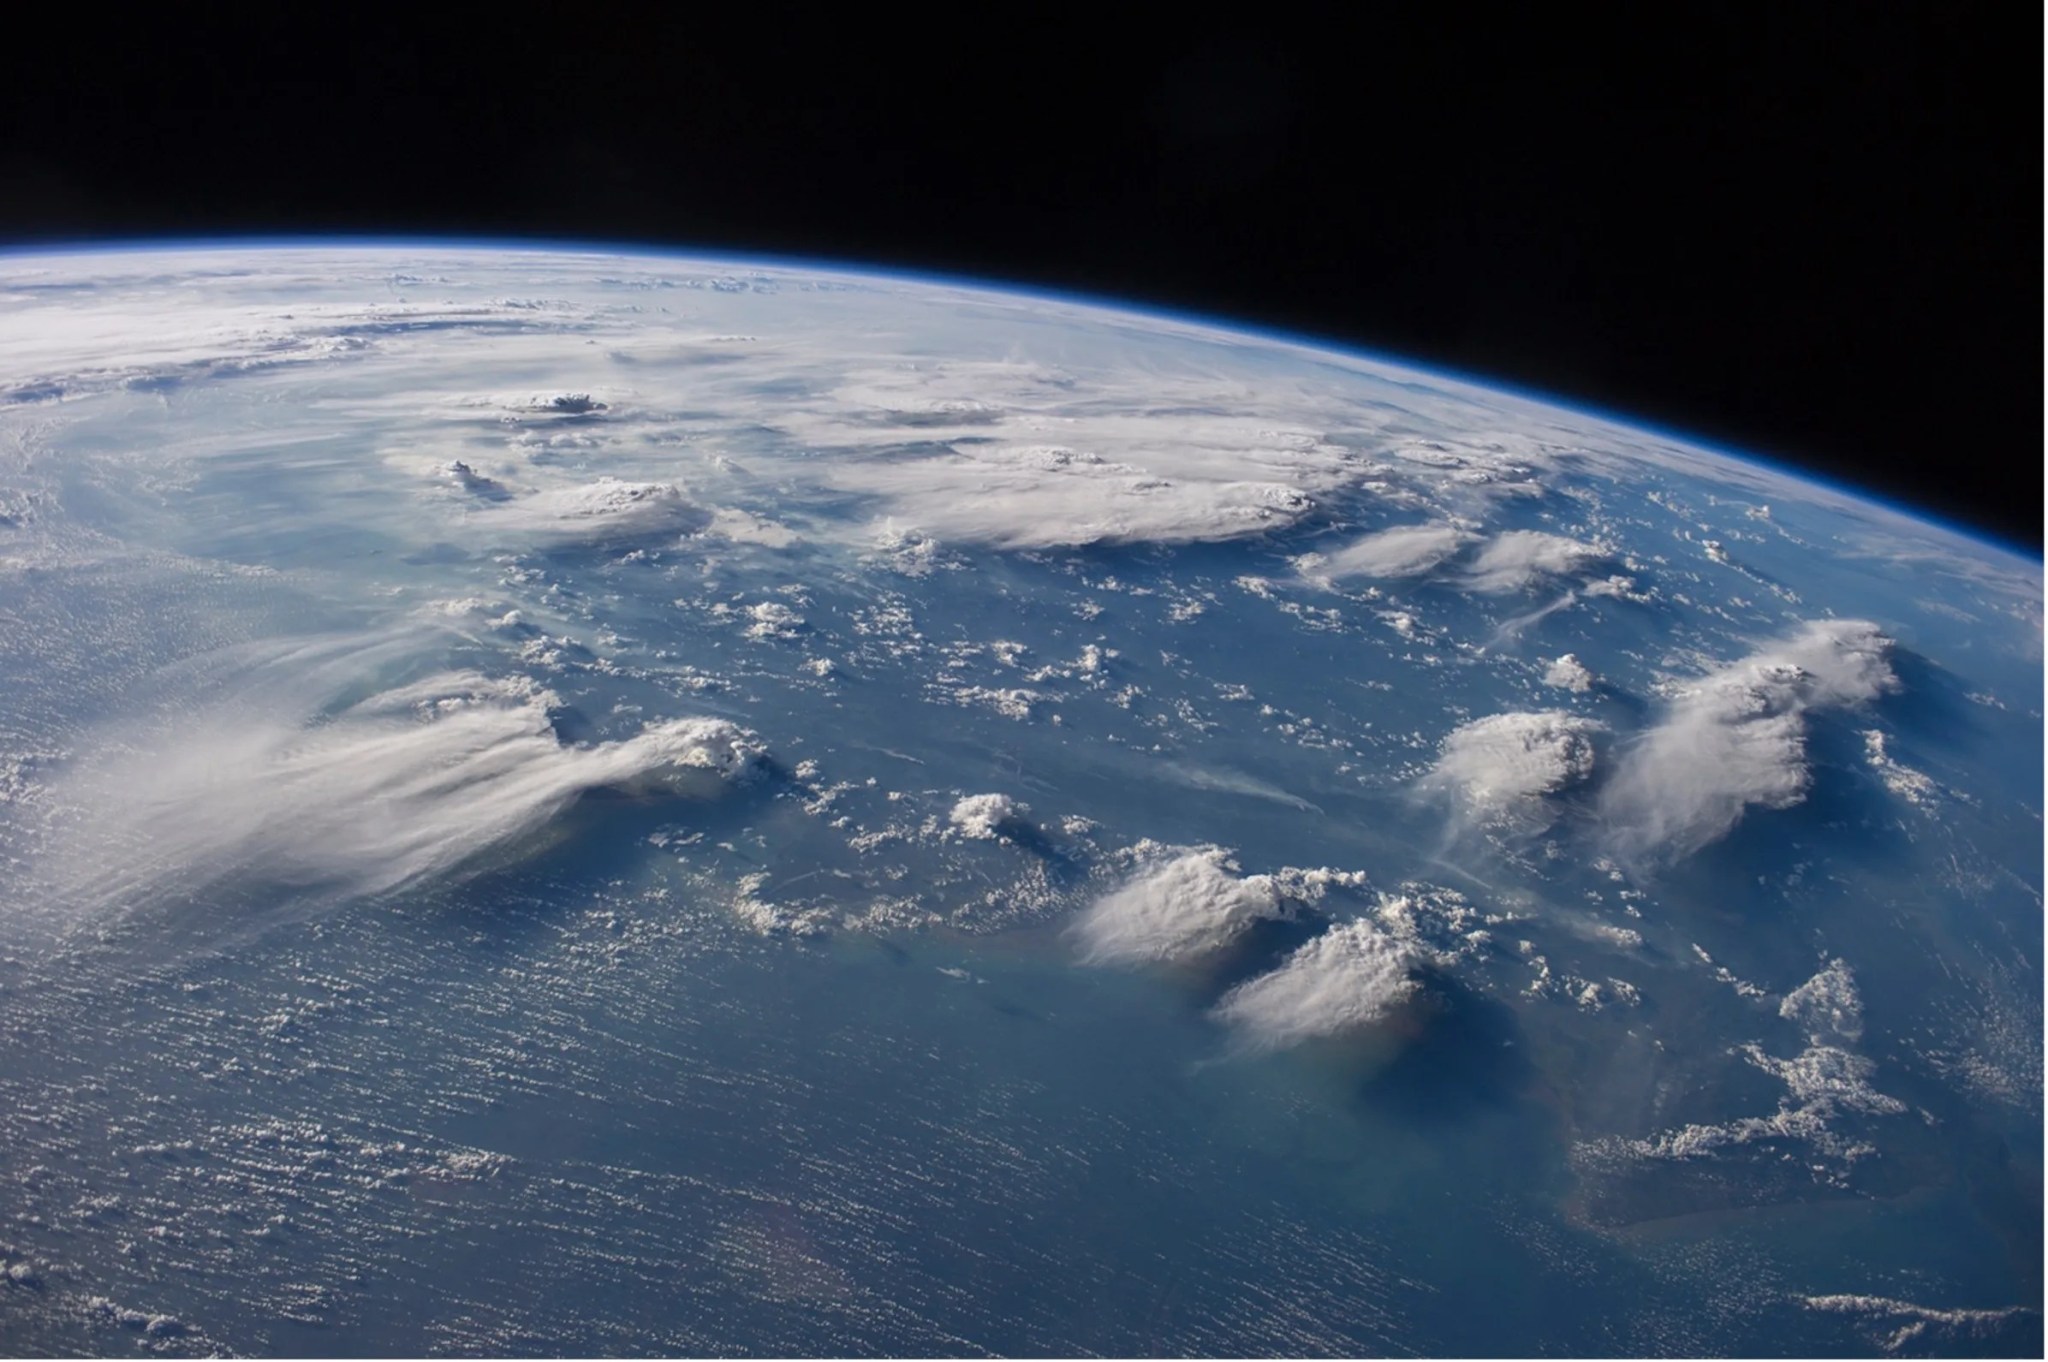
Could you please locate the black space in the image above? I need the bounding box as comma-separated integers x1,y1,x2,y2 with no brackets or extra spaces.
2,7,2039,551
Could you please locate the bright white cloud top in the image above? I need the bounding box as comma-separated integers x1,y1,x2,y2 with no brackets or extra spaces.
40,639,760,942
1070,848,1288,964
1542,653,1597,692
1318,523,1474,579
1213,920,1424,1051
1429,710,1602,808
1464,530,1609,592
949,792,1029,840
1599,620,1899,860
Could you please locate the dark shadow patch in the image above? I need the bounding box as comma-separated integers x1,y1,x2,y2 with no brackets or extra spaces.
1354,974,1538,1127
995,820,1092,887
1884,643,2004,759
1190,912,1329,997
544,704,603,747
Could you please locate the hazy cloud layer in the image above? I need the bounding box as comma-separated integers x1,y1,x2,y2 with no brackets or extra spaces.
1600,619,1897,860
1213,920,1423,1051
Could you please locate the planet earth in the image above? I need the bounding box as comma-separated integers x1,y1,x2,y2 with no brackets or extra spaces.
0,244,2039,1358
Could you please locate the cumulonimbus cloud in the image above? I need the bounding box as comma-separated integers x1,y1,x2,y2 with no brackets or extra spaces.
1426,710,1603,814
39,640,761,941
829,444,1322,550
1599,619,1897,861
1462,530,1608,592
1212,920,1423,1051
1069,847,1288,965
1317,523,1474,580
472,477,712,547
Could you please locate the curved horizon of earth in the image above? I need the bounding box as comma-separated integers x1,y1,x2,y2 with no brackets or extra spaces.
0,243,2038,1357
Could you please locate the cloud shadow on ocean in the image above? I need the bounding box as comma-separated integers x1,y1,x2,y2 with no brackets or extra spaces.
1192,912,1332,997
993,818,1095,889
1351,974,1537,1127
1883,643,2014,763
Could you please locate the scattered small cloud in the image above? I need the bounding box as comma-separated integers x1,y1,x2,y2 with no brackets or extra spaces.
1582,959,1905,1174
1861,729,1941,809
1779,957,1863,1043
1799,1294,2039,1356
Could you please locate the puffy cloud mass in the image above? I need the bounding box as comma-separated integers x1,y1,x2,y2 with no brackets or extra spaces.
1542,653,1597,692
1599,619,1897,861
949,792,1029,840
1779,957,1863,1043
1071,847,1287,965
1318,523,1473,580
1428,710,1602,813
1212,920,1423,1051
474,477,712,547
832,445,1322,550
1463,530,1608,592
48,654,760,934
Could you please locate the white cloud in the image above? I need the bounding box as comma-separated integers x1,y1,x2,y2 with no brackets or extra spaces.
1463,530,1608,592
1779,957,1863,1043
1861,729,1941,808
473,478,711,547
949,792,1029,840
1426,710,1602,822
1800,1294,2038,1355
1212,920,1423,1051
1070,847,1287,965
1599,620,1897,861
43,650,760,936
1541,653,1596,692
1316,523,1473,580
1586,959,1904,1172
823,444,1322,550
743,601,805,640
